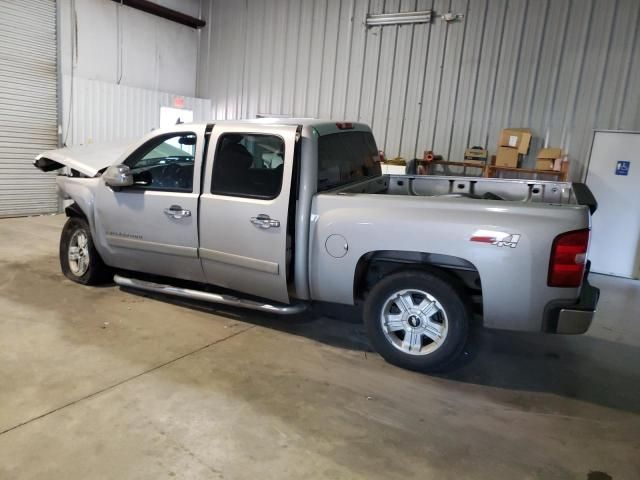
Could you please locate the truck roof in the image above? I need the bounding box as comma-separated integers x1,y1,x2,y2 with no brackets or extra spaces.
184,118,372,136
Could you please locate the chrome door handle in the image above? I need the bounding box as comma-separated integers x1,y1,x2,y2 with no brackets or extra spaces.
164,205,191,219
250,214,280,229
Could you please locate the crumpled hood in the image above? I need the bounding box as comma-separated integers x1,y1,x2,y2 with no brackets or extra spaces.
34,139,136,177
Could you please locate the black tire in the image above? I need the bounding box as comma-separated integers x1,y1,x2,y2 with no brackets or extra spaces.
59,217,112,285
363,269,469,373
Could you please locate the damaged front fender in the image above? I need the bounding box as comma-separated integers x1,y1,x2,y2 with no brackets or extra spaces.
56,176,101,235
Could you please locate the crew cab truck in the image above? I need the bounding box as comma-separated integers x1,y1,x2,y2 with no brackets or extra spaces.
34,119,599,372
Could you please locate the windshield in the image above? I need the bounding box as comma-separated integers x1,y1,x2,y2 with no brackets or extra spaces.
317,131,381,192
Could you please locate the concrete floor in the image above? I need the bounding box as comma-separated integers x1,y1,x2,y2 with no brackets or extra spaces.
0,214,639,480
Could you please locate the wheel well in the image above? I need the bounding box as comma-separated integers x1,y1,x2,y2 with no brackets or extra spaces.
63,202,110,269
65,202,87,220
354,250,483,315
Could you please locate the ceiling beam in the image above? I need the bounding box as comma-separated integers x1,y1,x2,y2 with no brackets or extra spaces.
111,0,206,29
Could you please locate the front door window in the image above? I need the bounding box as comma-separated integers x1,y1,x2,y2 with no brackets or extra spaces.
124,133,197,192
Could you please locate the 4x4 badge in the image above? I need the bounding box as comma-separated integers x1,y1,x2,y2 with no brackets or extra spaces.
493,234,521,248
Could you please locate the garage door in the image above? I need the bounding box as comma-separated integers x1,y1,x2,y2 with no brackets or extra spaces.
0,0,59,217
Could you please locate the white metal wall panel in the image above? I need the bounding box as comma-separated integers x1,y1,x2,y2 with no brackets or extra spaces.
61,76,211,146
0,0,58,217
198,0,640,181
385,0,415,155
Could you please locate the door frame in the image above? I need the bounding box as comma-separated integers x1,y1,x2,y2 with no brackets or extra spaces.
583,129,640,183
584,129,640,279
93,124,209,282
198,123,301,303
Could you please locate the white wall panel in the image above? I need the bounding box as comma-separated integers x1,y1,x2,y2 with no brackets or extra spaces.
58,0,201,97
61,76,211,146
198,0,640,181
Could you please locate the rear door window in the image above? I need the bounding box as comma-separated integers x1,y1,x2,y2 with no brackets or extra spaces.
317,131,381,191
211,133,285,199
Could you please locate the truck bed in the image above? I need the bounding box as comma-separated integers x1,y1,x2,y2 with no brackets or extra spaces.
336,175,596,210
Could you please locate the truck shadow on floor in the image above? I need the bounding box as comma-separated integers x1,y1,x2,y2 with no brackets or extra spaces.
126,288,640,415
445,327,640,414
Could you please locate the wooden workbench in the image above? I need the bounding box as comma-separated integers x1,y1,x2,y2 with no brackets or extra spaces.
418,157,569,181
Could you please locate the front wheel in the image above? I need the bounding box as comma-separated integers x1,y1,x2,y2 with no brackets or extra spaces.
60,217,111,285
363,270,469,372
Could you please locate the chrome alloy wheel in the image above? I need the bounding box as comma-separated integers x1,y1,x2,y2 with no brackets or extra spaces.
68,229,90,276
380,289,449,356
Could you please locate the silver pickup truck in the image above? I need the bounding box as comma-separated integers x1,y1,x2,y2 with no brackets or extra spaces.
34,119,599,372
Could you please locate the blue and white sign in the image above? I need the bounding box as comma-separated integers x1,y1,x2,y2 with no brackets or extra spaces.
615,161,630,176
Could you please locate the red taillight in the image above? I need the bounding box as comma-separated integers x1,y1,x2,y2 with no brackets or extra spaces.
336,122,353,129
378,150,385,162
548,229,590,287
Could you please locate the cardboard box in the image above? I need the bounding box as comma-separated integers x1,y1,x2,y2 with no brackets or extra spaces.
464,147,488,165
536,158,565,171
535,159,555,170
537,147,562,159
536,147,563,171
496,146,519,168
498,128,532,154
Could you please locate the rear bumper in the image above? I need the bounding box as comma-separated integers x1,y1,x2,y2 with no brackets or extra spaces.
543,276,600,334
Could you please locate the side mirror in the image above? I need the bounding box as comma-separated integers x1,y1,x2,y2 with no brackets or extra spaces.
103,164,134,188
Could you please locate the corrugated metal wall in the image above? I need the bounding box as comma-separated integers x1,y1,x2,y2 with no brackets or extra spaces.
0,0,59,217
61,76,212,146
197,0,640,180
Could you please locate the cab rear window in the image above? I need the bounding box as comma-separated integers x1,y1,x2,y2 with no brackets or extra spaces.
317,131,381,192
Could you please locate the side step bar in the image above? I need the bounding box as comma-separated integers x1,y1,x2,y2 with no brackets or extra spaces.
113,275,307,315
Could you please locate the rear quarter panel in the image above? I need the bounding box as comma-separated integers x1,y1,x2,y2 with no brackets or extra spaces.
309,193,591,332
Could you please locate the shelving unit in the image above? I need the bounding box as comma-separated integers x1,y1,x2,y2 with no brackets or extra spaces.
418,156,570,181
485,164,569,181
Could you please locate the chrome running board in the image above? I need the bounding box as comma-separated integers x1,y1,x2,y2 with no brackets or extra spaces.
113,275,307,315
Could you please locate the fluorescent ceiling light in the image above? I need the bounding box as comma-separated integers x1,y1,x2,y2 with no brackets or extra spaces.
365,11,432,26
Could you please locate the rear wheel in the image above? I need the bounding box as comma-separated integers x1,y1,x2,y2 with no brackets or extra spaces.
363,270,469,372
60,217,111,285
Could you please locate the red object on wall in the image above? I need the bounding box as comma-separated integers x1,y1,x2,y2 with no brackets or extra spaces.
173,97,185,108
